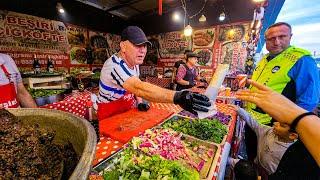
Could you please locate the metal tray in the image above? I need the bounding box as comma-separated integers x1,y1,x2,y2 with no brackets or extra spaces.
159,115,228,146
92,129,221,180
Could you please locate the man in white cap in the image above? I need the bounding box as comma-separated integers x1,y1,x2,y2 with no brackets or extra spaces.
97,26,210,120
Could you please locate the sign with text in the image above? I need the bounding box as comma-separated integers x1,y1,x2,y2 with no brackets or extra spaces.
0,10,68,54
158,31,190,59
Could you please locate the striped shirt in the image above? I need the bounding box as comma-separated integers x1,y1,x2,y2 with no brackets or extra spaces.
97,54,139,103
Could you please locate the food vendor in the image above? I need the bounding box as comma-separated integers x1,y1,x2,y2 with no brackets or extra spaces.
175,53,207,91
96,26,210,120
170,49,191,90
0,53,37,108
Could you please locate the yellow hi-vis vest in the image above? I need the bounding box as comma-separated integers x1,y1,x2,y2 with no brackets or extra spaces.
246,46,311,124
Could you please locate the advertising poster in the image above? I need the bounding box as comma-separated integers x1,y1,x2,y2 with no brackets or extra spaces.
0,10,70,69
0,10,68,54
158,31,190,59
66,24,88,47
88,31,109,64
105,33,120,56
193,28,215,48
213,23,250,72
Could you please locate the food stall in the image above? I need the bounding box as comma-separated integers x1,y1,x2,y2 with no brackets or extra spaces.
0,0,286,179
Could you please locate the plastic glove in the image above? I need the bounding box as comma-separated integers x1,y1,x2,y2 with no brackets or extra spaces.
137,102,150,111
173,91,211,114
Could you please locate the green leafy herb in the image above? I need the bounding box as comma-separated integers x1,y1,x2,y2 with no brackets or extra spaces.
103,148,200,180
28,88,65,98
162,118,227,144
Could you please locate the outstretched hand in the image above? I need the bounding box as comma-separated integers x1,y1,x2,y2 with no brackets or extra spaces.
236,80,307,124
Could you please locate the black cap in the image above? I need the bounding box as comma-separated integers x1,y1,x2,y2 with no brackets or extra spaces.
121,26,151,45
186,52,199,59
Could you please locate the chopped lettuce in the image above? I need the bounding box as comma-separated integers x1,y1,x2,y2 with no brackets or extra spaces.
103,148,199,180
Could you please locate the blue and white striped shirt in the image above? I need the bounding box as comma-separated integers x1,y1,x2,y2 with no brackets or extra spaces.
97,54,139,103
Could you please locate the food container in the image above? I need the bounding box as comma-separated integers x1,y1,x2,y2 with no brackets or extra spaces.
46,93,64,104
35,96,47,106
93,131,221,180
182,134,221,179
8,108,97,180
160,115,228,145
33,90,65,106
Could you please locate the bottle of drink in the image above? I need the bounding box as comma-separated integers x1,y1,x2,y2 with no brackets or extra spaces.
32,54,41,74
47,55,54,73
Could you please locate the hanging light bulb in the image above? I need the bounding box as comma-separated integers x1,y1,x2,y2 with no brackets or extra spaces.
172,12,181,22
184,25,193,36
219,12,225,21
199,15,206,22
56,2,65,14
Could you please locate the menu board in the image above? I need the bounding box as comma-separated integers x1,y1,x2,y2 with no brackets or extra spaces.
158,31,190,59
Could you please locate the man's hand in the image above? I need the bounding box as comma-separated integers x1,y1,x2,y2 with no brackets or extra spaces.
137,102,150,111
236,80,307,125
174,91,211,114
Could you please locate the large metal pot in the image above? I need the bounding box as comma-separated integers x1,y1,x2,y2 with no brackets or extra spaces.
7,108,97,180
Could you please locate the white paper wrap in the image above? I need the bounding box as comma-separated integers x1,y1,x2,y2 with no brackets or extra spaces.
197,64,229,119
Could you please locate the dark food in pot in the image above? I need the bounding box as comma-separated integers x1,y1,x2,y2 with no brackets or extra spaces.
0,109,78,179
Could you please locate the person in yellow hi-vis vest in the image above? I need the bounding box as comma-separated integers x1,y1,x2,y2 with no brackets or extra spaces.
245,22,320,161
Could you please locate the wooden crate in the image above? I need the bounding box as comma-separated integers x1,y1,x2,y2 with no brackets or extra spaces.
26,75,66,89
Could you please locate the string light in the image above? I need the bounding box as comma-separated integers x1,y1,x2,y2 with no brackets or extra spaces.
184,25,193,36
172,12,181,21
219,12,225,21
56,3,65,14
199,15,206,22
